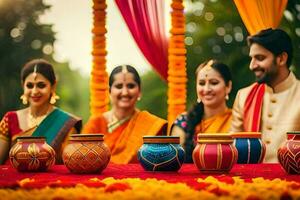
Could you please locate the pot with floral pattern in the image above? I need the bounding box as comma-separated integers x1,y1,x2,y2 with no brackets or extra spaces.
62,134,111,174
9,136,55,172
278,131,300,174
193,133,237,173
232,132,266,163
138,136,185,171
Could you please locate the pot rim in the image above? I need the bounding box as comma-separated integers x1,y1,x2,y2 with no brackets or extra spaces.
143,136,180,144
197,133,233,143
287,131,300,135
231,132,261,138
69,134,104,141
16,136,46,142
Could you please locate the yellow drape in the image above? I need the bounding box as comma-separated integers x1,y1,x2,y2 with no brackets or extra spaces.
234,0,288,35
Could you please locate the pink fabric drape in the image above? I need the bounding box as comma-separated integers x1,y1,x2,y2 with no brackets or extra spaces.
115,0,168,80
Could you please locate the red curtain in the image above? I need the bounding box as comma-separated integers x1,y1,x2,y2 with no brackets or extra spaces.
115,0,168,80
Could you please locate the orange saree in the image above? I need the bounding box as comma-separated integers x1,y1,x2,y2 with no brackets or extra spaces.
195,109,232,134
83,111,167,164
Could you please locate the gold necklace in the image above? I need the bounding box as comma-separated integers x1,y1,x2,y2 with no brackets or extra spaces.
27,107,52,128
107,110,135,133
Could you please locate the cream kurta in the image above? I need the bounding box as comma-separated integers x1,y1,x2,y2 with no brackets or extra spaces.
231,72,300,163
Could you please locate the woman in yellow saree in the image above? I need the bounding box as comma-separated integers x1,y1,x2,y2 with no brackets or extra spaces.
0,59,82,164
170,60,232,162
83,65,167,164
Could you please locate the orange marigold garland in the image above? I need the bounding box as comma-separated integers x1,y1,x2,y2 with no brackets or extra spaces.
1,177,300,199
167,0,187,131
90,0,109,115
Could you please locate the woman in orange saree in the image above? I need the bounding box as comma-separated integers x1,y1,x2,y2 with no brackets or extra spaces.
170,60,232,162
83,65,167,164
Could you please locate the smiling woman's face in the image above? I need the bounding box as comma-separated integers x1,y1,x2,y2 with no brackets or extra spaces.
110,72,141,110
196,67,229,108
23,73,53,107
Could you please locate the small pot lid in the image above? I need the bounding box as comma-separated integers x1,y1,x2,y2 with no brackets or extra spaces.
16,136,46,142
70,134,104,141
143,136,180,144
231,132,261,138
287,131,300,135
197,133,233,143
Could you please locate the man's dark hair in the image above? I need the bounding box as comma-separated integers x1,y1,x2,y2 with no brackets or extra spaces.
247,28,293,67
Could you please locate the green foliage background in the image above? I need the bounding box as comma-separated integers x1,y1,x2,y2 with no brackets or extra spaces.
0,0,299,123
0,0,90,122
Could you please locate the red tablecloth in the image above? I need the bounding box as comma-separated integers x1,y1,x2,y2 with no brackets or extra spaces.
0,164,299,188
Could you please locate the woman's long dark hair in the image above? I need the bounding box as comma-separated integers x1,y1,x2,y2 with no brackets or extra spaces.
184,59,232,162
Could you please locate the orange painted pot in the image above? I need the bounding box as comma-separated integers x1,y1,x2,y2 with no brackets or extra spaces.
62,134,111,174
9,136,55,172
278,131,300,174
192,133,237,173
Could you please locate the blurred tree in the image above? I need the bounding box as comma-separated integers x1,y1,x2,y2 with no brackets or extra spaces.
0,0,90,122
53,62,90,123
185,0,253,109
282,0,300,77
137,71,167,119
0,0,55,117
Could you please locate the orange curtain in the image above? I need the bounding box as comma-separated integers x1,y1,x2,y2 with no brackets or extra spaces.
167,0,187,132
234,0,288,35
90,0,109,116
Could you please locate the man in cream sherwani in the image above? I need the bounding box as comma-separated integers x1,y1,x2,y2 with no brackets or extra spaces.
231,28,300,163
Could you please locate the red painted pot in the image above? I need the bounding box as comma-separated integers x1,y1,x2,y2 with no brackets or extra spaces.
62,134,111,174
278,131,300,174
192,133,237,173
9,136,55,172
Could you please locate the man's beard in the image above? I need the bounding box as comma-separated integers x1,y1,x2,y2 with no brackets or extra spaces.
256,72,272,84
254,60,277,85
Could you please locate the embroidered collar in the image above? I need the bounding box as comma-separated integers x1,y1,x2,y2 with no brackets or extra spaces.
265,72,297,93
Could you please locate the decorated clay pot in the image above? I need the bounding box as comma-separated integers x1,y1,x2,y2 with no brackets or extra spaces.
193,133,237,173
138,136,185,171
278,131,300,174
62,134,111,174
9,136,55,172
232,132,266,163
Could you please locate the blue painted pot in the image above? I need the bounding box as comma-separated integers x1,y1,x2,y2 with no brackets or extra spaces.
138,136,185,171
232,132,266,164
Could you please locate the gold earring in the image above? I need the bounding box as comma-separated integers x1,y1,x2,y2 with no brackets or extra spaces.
137,97,141,101
225,94,229,100
20,94,28,105
50,93,60,104
197,98,201,103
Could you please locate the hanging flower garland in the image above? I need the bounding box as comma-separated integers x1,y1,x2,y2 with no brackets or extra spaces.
90,0,109,116
167,0,187,131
